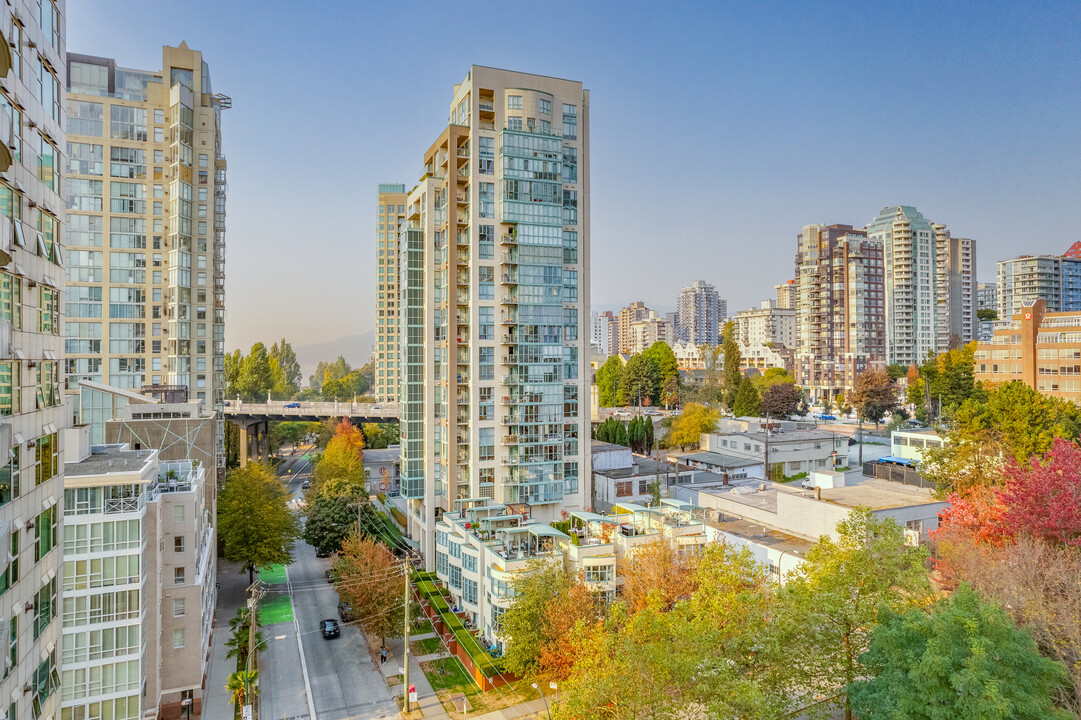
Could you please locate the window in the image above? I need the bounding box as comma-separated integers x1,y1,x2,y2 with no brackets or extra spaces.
539,99,551,115
615,481,633,497
34,505,57,561
173,629,185,649
110,106,147,141
507,95,522,109
35,434,58,487
563,104,577,140
463,578,478,605
0,180,23,221
479,266,494,300
479,347,494,381
479,428,494,461
563,230,578,264
173,598,185,617
479,306,494,340
0,273,21,331
174,536,185,553
450,565,461,589
478,136,494,174
478,225,494,259
66,100,103,136
507,117,522,131
33,576,56,640
478,183,495,218
173,567,185,585
0,92,21,165
174,505,185,523
478,387,493,420
110,146,146,179
36,134,58,190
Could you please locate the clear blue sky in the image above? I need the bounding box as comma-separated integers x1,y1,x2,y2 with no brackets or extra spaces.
70,0,1081,351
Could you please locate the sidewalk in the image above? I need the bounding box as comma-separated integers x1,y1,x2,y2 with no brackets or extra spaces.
203,559,251,718
374,632,547,719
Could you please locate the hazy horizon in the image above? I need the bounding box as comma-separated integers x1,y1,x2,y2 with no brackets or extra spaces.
69,1,1081,352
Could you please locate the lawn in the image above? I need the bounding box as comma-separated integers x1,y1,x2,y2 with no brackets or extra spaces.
411,617,433,635
420,658,542,719
410,637,443,656
259,564,288,585
259,595,294,625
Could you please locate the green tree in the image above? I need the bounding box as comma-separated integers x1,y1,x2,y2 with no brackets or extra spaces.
850,584,1072,720
850,368,898,428
921,381,1081,495
886,363,907,381
642,341,679,402
731,375,761,418
595,356,623,407
218,463,301,584
619,353,659,407
721,321,742,410
224,348,242,398
665,402,720,450
227,671,259,709
269,338,302,399
778,509,930,720
302,493,358,555
236,342,274,401
977,307,998,321
752,366,795,393
696,343,725,408
920,342,986,420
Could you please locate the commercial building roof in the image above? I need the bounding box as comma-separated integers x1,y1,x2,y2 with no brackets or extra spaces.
678,451,760,469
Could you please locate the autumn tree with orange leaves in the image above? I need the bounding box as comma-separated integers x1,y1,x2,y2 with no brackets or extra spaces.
499,558,601,680
619,538,700,612
312,418,366,498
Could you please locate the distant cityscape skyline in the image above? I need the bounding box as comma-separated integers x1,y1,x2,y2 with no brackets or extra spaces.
68,1,1081,352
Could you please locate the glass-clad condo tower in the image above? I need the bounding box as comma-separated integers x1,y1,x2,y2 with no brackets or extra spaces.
400,67,590,567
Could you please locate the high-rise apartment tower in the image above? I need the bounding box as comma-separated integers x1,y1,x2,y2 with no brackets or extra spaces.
795,224,885,401
374,183,406,402
64,44,229,466
676,280,720,346
399,67,590,569
0,3,69,718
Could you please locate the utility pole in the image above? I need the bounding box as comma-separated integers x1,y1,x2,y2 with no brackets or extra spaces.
403,562,411,713
763,413,770,482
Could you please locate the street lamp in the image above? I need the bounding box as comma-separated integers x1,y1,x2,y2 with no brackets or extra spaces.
532,682,553,720
244,634,286,714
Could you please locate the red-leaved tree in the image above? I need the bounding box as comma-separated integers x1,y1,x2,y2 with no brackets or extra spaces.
1000,438,1081,547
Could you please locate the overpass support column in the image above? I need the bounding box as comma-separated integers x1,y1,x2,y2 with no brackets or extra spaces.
239,424,250,468
262,421,271,460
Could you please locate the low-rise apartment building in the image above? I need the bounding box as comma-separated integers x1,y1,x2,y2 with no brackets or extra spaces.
699,428,848,481
974,298,1081,401
890,429,945,464
434,495,710,655
590,442,697,512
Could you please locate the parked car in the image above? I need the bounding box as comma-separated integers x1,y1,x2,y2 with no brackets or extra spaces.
315,547,330,558
320,619,340,639
818,414,837,420
284,402,301,408
337,601,354,622
325,569,335,583
302,479,311,489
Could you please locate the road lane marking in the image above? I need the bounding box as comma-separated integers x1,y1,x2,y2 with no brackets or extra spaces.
287,562,319,720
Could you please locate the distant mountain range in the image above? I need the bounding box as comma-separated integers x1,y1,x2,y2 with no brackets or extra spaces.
295,331,374,384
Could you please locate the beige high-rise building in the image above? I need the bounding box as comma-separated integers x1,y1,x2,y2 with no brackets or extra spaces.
795,224,886,402
775,280,796,309
732,300,795,348
617,301,651,354
64,44,228,463
0,3,69,718
400,68,590,636
934,226,976,347
374,184,406,402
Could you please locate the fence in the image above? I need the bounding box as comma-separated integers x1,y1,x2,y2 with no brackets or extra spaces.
862,461,937,491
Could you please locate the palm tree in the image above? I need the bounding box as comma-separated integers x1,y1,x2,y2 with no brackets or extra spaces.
225,607,259,664
227,670,258,708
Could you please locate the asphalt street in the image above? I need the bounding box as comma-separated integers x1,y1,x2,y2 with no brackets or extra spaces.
259,448,400,720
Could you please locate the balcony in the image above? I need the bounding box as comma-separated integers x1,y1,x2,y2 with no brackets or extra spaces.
500,294,518,305
478,101,495,112
500,234,517,246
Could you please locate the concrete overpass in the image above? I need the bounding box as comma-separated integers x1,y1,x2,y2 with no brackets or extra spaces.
223,400,400,466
